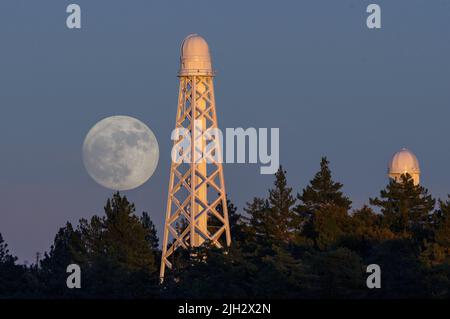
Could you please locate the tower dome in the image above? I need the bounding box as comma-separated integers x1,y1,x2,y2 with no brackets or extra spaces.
179,34,213,76
388,148,421,185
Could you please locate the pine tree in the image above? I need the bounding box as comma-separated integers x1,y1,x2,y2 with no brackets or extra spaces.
75,192,160,297
140,211,161,268
246,166,297,245
420,196,450,265
100,192,158,273
296,157,352,216
0,233,16,265
308,204,351,251
433,196,450,250
39,222,86,297
0,233,25,297
243,197,269,250
341,206,395,257
296,158,352,247
141,212,159,251
351,205,395,243
370,173,435,239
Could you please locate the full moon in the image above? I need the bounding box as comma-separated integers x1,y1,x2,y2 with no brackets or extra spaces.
82,116,159,191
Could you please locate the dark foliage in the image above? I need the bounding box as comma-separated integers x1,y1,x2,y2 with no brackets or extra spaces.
1,159,449,298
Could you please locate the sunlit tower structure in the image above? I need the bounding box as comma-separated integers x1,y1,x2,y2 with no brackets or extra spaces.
388,148,421,185
160,34,231,281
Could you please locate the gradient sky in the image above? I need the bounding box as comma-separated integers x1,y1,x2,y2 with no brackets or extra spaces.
1,0,449,262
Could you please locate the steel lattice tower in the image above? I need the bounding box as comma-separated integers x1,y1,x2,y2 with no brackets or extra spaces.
160,34,231,281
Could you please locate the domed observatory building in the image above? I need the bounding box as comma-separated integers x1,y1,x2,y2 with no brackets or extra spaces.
179,34,214,76
388,148,421,185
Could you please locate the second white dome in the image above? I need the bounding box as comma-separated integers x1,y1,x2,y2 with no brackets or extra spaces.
388,148,420,175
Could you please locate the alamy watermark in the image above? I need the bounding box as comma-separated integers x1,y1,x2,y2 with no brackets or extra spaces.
171,120,279,175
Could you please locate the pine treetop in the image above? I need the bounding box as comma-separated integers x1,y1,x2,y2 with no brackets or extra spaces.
245,166,298,246
370,173,435,236
297,157,352,214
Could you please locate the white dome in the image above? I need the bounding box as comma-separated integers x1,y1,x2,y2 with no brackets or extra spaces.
388,148,420,175
179,34,213,76
181,34,210,57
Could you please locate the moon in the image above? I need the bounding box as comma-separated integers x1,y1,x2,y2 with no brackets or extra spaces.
82,116,159,191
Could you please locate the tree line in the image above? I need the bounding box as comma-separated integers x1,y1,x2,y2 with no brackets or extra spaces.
1,157,449,298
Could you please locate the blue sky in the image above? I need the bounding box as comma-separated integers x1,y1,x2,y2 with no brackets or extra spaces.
0,0,449,262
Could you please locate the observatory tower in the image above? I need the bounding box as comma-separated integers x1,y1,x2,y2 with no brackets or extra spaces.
160,34,231,281
388,148,421,185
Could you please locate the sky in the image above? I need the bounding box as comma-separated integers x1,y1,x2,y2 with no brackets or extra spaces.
0,0,449,262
